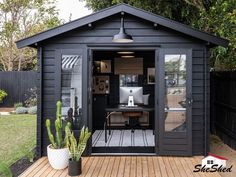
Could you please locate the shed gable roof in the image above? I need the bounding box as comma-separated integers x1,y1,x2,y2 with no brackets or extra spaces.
16,3,229,48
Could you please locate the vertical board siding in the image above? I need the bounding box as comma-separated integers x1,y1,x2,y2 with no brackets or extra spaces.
40,14,207,155
211,72,236,150
0,71,37,107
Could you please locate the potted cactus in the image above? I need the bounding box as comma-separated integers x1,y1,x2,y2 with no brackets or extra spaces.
67,126,91,176
45,101,71,170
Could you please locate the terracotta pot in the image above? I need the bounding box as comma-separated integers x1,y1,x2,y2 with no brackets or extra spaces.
68,158,82,176
47,145,69,170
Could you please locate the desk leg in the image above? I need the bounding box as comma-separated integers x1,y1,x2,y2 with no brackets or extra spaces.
104,118,107,143
109,113,111,135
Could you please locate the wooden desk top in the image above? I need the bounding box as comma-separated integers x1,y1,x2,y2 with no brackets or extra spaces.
105,105,154,112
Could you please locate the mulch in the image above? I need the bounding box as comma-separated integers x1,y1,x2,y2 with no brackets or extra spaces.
0,107,14,112
10,156,39,177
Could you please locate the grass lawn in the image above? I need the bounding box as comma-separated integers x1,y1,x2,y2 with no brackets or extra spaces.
0,114,36,166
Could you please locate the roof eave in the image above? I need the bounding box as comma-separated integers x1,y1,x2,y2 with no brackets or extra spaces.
16,3,229,49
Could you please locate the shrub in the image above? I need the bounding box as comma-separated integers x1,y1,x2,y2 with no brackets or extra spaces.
28,106,37,114
14,102,23,109
0,90,7,103
15,107,28,114
24,87,37,107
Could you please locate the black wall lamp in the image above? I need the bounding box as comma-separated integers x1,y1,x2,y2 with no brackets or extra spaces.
112,12,133,43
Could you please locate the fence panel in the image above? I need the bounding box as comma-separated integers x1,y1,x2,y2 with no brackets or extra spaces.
211,71,236,149
0,71,37,107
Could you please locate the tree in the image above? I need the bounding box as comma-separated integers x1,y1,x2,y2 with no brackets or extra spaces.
84,0,200,25
83,0,235,70
0,0,61,71
185,0,236,70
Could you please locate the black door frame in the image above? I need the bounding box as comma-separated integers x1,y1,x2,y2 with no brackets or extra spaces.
87,45,159,155
55,48,90,154
158,48,192,156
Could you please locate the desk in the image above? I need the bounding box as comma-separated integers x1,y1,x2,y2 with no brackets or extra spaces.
104,105,154,143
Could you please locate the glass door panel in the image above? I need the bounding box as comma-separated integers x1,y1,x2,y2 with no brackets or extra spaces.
164,54,186,132
158,49,192,156
61,55,82,119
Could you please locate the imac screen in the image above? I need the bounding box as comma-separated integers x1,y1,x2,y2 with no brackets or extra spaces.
119,87,143,104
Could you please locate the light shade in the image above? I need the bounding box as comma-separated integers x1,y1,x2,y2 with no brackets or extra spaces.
121,55,135,58
112,17,133,43
117,51,134,54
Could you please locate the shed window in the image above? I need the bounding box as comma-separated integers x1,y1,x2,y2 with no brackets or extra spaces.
61,55,82,117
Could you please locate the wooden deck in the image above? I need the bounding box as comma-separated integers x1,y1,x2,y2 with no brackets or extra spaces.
19,156,221,177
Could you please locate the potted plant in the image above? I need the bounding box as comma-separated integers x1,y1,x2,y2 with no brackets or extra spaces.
45,101,71,170
67,126,91,176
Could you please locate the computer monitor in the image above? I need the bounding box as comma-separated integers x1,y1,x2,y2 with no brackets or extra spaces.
119,87,143,105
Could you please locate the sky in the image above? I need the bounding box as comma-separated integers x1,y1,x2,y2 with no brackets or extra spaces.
56,0,93,21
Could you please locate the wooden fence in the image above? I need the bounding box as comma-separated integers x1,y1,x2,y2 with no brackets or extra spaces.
0,71,37,107
211,71,236,149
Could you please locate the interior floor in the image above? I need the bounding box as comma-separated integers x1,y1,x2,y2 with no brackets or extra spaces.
92,129,154,147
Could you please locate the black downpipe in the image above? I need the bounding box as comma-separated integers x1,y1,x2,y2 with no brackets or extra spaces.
37,46,42,157
204,47,207,156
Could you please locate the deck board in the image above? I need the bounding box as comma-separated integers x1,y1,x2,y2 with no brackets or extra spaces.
19,156,221,177
104,157,115,177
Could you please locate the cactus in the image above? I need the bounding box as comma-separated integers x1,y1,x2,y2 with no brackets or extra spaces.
68,126,91,161
45,101,71,149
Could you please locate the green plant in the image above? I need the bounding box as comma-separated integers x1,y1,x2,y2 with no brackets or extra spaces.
24,87,37,107
46,101,71,149
67,126,91,161
0,90,7,103
14,102,23,109
0,163,12,177
15,107,28,114
25,149,36,163
28,106,37,114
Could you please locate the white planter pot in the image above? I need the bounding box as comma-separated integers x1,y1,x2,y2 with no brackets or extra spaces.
47,145,69,170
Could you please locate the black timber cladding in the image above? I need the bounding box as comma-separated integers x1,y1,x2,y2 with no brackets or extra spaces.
16,3,228,48
35,12,211,156
14,3,229,157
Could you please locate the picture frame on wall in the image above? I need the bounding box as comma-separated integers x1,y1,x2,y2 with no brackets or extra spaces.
147,68,155,84
101,60,111,73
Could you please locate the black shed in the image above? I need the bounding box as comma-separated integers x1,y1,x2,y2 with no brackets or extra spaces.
16,3,228,157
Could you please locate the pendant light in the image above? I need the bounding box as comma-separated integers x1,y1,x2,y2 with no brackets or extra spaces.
112,13,133,43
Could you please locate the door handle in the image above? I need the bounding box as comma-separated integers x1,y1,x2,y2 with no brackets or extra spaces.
187,98,193,106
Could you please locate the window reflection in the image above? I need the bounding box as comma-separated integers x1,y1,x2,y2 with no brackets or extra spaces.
61,55,82,117
164,54,186,132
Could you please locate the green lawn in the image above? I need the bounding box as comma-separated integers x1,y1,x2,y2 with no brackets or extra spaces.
0,114,36,166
